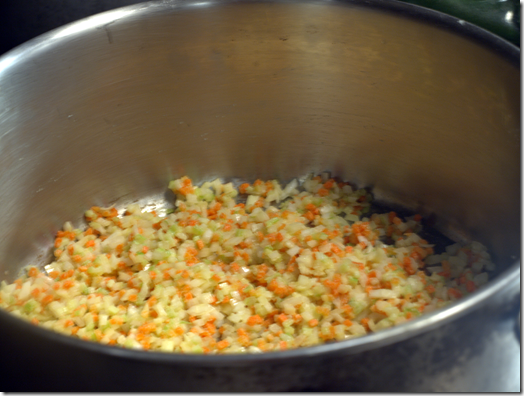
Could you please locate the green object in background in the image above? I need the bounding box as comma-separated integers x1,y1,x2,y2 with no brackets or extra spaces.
400,0,520,46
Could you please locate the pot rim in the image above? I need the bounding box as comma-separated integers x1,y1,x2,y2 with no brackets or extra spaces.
0,0,520,71
0,0,520,364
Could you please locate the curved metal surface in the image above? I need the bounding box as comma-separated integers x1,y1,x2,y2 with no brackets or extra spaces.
0,0,520,391
0,0,519,55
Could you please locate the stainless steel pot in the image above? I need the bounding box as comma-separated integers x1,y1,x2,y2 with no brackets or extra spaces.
0,0,519,391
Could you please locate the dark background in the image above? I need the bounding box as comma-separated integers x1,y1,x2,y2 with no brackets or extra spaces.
0,0,520,56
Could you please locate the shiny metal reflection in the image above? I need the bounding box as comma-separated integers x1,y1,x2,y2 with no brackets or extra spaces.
0,0,519,391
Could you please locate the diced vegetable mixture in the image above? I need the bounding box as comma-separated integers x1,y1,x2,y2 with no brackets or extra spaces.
0,175,494,353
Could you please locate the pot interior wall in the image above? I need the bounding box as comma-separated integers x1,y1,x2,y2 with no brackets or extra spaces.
0,0,519,282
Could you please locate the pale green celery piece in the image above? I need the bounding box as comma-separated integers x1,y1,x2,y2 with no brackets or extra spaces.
349,299,367,315
284,326,295,336
266,218,280,227
192,226,204,236
313,198,323,206
403,307,421,317
337,261,350,273
23,299,38,314
244,296,257,306
280,333,294,342
134,234,146,244
313,233,329,241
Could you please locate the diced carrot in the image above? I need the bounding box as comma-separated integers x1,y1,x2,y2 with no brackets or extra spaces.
115,244,124,255
239,183,250,194
302,204,314,213
331,244,342,254
308,319,319,327
49,270,60,278
110,317,124,325
276,314,287,324
304,211,315,221
62,280,74,289
217,340,229,350
138,322,157,334
236,328,247,337
230,262,240,273
317,188,329,197
438,260,451,278
292,314,302,323
403,256,416,275
323,180,335,189
448,288,463,299
147,296,158,307
388,212,396,222
204,322,216,334
426,284,436,294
